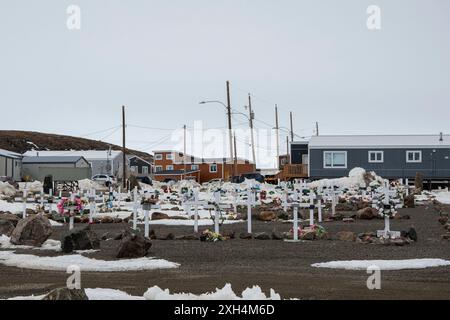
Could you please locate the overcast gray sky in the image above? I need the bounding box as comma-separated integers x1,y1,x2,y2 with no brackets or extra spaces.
1,0,449,167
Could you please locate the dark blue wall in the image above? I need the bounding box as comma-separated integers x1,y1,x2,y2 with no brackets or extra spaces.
291,143,308,164
308,148,450,179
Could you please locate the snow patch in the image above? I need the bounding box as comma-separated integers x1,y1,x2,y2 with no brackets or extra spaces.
312,259,450,270
0,250,179,272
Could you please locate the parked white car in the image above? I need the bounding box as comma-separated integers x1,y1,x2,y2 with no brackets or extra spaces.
92,174,116,186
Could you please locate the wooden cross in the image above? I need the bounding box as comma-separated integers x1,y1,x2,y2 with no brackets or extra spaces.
203,191,231,234
184,189,208,233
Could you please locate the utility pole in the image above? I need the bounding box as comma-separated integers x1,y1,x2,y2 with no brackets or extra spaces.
275,105,280,169
183,124,187,180
122,105,127,190
233,132,238,178
226,81,235,180
286,136,290,165
316,121,319,136
248,94,256,166
289,111,294,142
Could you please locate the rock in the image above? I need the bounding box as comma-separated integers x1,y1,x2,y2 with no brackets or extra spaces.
0,213,20,227
157,233,175,240
257,211,277,221
239,232,253,240
254,232,271,240
439,216,449,225
300,231,316,241
444,223,450,231
336,231,356,242
151,212,170,220
26,208,36,216
10,214,52,246
0,220,15,236
175,234,200,241
43,288,89,300
407,227,418,242
116,230,152,259
61,225,100,253
357,207,378,220
276,211,290,220
402,215,411,220
271,231,284,240
336,203,354,212
442,233,450,240
222,231,235,239
100,216,114,224
391,238,407,246
404,195,415,208
73,216,82,223
356,200,370,210
342,218,355,223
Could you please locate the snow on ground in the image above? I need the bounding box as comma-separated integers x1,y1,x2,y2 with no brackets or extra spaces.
144,283,281,300
432,190,450,204
0,200,23,214
7,284,281,300
0,182,16,197
308,167,387,189
0,235,61,252
312,259,450,270
0,250,179,272
18,181,43,192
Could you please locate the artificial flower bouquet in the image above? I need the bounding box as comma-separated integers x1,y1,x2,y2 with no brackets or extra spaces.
57,197,85,216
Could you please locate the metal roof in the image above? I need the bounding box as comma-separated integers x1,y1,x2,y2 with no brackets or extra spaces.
23,150,122,160
307,134,450,149
22,156,86,164
0,149,22,159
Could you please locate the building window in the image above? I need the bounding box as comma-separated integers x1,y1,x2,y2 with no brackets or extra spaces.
155,166,163,172
210,164,218,173
166,165,174,171
155,154,163,160
368,151,384,163
406,151,422,163
323,151,347,168
142,166,149,174
191,165,199,171
130,166,138,173
166,153,173,160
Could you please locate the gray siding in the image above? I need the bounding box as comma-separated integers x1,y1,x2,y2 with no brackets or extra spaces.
0,155,22,181
309,148,450,179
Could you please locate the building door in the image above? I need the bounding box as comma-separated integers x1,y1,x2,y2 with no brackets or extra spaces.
302,154,309,165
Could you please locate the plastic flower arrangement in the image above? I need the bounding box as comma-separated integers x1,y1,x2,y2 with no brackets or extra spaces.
57,197,84,217
200,229,225,242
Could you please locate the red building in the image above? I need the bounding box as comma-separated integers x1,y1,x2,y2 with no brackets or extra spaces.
153,150,256,183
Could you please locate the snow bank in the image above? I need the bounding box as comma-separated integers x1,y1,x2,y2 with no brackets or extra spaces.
78,179,102,191
8,285,282,300
0,200,22,213
144,283,281,300
0,251,179,272
0,235,61,252
18,181,43,192
308,168,387,189
312,259,450,270
432,191,450,205
0,182,16,197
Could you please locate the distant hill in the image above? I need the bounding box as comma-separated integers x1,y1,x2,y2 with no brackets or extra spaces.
0,130,153,162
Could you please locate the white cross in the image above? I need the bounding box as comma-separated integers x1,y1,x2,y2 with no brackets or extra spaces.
132,187,139,230
22,189,28,219
184,189,208,233
142,196,160,238
204,191,231,234
89,189,96,224
246,189,257,234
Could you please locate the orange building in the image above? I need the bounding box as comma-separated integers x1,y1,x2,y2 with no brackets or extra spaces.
152,150,256,183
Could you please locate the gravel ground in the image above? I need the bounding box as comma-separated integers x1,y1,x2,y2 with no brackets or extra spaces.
1,205,450,300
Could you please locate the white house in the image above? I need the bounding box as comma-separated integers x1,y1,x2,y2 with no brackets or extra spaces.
0,148,22,181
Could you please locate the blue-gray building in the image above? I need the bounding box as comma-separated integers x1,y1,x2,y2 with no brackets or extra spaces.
290,134,450,180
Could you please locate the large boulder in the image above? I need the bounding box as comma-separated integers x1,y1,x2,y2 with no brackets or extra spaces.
116,230,152,259
42,288,88,300
0,213,20,227
254,232,271,240
61,225,100,253
151,212,170,220
10,214,52,246
357,207,378,220
257,211,276,221
335,203,354,212
0,220,15,236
